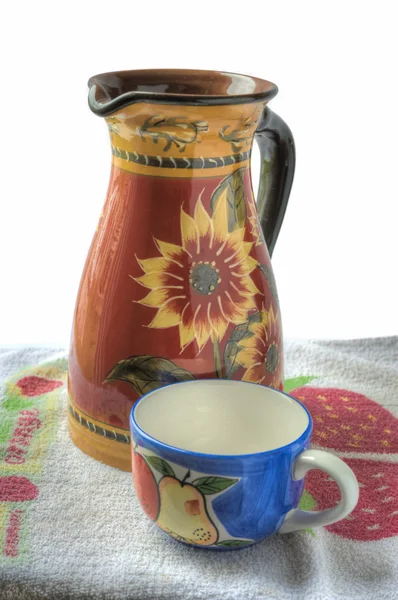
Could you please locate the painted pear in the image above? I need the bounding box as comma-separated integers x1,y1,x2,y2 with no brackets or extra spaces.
156,476,218,546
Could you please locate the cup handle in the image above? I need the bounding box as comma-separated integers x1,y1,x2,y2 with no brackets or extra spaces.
279,449,359,534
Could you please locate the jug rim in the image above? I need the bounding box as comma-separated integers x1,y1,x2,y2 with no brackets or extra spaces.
88,68,278,116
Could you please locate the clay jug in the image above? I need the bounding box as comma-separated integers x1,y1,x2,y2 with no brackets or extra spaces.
68,69,295,470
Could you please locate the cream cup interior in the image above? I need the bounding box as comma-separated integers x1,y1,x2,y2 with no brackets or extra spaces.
134,380,310,456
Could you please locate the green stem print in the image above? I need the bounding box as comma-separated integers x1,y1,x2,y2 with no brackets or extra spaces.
212,335,225,379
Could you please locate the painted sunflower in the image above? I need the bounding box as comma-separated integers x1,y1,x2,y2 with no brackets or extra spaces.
133,190,259,351
236,305,283,389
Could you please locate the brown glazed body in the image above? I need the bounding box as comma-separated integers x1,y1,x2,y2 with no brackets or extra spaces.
68,70,295,470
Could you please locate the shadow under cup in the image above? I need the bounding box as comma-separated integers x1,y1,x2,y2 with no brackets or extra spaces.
130,380,315,549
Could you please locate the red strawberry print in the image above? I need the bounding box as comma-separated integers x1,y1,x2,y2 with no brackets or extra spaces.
291,387,398,453
0,476,39,502
16,376,63,397
305,458,398,541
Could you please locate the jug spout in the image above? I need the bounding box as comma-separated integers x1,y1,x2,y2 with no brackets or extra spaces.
88,69,278,179
88,69,277,116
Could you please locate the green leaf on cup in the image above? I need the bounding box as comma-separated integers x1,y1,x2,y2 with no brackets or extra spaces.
216,539,253,547
145,456,175,478
284,376,317,394
104,355,195,396
192,476,238,495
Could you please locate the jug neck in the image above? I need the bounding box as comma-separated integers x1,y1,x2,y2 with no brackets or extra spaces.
105,101,267,179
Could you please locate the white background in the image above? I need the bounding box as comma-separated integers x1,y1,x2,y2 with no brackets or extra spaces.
0,1,397,345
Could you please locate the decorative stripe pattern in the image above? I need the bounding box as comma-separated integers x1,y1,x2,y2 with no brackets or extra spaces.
111,146,251,169
68,402,130,445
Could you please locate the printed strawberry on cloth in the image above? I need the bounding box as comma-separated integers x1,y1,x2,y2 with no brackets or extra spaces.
0,338,397,600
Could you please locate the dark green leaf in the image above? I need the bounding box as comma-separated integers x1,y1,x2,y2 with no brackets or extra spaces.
224,341,241,378
212,336,224,379
210,168,246,232
258,264,279,306
104,355,195,396
284,376,317,394
229,312,261,343
192,476,238,495
224,313,261,377
145,456,175,477
257,158,271,214
216,539,253,547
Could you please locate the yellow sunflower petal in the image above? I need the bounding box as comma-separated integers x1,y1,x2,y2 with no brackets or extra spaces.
207,303,229,342
138,256,179,273
212,318,229,342
230,314,250,325
237,276,260,296
236,346,264,368
238,322,266,351
134,271,183,289
134,272,163,289
194,196,214,244
240,295,257,311
193,305,212,350
222,229,245,257
242,363,265,384
261,307,270,328
217,295,247,326
181,209,199,252
179,321,195,348
154,239,185,261
267,305,276,325
137,287,181,308
249,255,259,271
237,255,258,274
228,280,259,310
148,297,186,329
212,188,229,242
225,241,253,266
179,303,195,349
226,287,257,312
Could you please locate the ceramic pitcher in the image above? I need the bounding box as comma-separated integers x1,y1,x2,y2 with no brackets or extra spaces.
68,69,295,470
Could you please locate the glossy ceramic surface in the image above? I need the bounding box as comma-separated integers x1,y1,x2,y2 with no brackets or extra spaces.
68,69,295,470
130,381,359,549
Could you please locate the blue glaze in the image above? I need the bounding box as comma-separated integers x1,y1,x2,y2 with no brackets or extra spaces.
130,382,312,549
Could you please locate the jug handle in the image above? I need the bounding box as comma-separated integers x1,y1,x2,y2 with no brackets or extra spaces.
254,108,296,257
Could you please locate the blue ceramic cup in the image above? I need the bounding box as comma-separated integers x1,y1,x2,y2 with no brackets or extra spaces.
130,380,359,549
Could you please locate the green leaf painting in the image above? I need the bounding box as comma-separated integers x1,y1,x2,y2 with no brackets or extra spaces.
224,312,261,378
210,168,246,232
145,456,175,478
104,355,195,396
192,476,238,495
